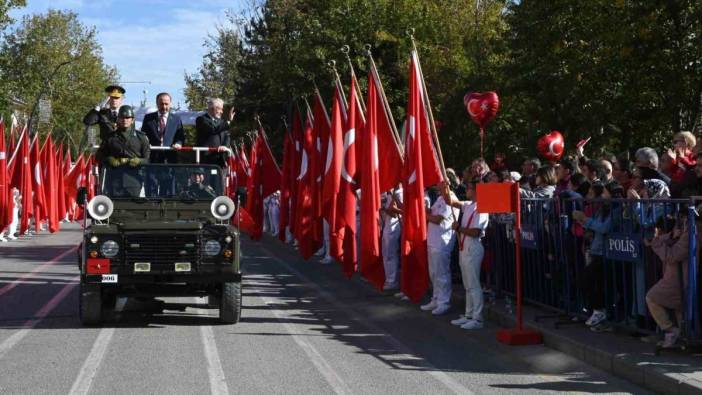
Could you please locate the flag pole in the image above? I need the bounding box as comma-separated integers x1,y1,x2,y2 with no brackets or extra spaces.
407,29,448,179
365,44,404,160
327,60,349,113
341,45,367,114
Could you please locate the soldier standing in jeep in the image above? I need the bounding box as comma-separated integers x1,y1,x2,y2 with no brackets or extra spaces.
100,105,150,197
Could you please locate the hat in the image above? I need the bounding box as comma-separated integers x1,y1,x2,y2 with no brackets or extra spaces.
105,85,125,98
117,105,134,118
510,171,522,182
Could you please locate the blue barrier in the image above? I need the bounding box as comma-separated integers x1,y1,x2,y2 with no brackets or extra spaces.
488,197,701,341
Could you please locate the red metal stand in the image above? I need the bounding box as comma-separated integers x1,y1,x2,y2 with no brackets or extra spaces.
496,184,543,345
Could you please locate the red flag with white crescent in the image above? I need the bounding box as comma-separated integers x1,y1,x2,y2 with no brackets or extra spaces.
400,50,444,303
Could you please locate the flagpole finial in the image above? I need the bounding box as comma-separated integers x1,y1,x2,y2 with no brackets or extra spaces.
363,44,372,54
340,45,350,54
327,60,337,70
406,28,415,38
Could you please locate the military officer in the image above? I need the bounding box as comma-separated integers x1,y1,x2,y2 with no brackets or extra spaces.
84,85,126,142
102,105,150,197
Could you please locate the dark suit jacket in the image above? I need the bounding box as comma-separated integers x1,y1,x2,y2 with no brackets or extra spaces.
195,113,231,166
141,111,184,163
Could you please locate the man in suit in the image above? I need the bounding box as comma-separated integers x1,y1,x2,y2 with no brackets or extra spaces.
195,97,234,167
141,92,184,163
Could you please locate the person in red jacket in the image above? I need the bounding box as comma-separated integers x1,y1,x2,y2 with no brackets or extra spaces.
666,131,696,183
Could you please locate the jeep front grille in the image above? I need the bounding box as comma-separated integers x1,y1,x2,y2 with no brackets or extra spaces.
124,233,199,272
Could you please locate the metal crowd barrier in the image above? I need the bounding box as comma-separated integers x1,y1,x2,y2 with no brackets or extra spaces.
488,197,701,341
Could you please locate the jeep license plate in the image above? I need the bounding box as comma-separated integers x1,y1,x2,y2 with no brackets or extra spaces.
101,274,118,283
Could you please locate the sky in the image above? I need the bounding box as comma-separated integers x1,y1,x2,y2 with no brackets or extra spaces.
9,0,248,110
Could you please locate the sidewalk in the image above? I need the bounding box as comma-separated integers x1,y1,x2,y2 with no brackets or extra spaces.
483,298,702,395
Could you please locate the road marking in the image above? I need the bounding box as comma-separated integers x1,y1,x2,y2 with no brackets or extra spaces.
0,275,79,361
0,246,78,298
68,327,115,395
194,300,229,395
259,246,475,395
260,296,354,395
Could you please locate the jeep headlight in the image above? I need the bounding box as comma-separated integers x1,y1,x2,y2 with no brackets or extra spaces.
204,240,221,256
100,240,120,258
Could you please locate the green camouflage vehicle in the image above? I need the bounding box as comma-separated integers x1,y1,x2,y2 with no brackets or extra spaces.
77,161,242,325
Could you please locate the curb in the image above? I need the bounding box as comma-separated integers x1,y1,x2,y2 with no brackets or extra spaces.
484,303,702,395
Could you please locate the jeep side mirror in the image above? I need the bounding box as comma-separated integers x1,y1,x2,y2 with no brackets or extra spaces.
76,187,88,205
237,187,247,207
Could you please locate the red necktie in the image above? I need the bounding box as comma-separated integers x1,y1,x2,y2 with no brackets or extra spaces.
159,115,166,143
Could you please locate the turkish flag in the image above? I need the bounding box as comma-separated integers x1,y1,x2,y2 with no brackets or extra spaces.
246,131,282,240
278,128,294,242
333,76,364,277
64,154,84,217
0,120,7,233
294,110,320,258
63,149,76,220
359,70,385,290
30,135,47,231
236,206,257,235
13,132,32,235
311,91,330,246
56,144,67,221
287,109,303,238
368,63,404,192
322,85,347,259
41,136,59,233
400,50,444,303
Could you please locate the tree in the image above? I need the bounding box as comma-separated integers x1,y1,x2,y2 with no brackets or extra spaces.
0,9,118,150
186,0,702,166
0,0,24,32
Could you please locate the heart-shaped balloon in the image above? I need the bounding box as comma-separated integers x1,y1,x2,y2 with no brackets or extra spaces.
463,91,500,129
537,130,565,162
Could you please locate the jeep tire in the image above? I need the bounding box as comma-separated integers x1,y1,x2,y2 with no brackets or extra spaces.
79,283,102,325
219,282,241,324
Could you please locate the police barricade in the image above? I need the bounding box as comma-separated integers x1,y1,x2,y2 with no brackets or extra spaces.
488,197,700,341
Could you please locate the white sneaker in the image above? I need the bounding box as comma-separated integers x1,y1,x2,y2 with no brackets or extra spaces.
661,327,680,348
382,283,399,292
585,310,606,327
451,316,471,326
394,292,409,301
314,247,325,257
432,304,450,316
420,301,438,311
460,319,484,330
320,256,333,265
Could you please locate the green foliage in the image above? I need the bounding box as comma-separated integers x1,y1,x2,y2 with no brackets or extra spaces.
0,0,24,32
186,0,702,168
0,9,118,151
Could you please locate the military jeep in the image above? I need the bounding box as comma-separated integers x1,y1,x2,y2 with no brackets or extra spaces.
77,162,242,325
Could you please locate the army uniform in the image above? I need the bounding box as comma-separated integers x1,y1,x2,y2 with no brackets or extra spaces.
102,106,150,197
187,181,217,198
83,85,125,142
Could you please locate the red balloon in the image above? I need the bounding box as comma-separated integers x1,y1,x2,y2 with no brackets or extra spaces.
537,130,565,161
463,91,500,129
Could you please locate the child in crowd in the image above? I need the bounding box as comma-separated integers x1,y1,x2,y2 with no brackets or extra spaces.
644,215,691,348
572,181,615,332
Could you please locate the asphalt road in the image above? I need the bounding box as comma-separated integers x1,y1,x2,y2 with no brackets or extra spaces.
0,223,651,394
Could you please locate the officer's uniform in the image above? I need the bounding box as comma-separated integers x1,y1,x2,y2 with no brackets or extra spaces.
187,180,216,198
102,106,150,197
83,85,125,142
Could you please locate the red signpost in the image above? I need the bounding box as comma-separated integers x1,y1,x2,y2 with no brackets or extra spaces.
476,182,543,346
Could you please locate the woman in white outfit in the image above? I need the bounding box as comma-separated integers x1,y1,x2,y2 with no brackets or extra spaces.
421,185,459,315
445,181,489,329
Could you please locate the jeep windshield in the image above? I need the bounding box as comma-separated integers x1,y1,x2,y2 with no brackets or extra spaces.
100,164,224,200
